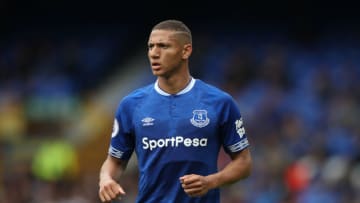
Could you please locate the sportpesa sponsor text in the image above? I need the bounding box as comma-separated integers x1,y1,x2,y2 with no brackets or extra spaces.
142,136,207,150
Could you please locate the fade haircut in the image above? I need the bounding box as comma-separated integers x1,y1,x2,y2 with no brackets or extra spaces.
152,19,192,44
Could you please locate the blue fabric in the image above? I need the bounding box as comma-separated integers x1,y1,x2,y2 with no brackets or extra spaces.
109,79,249,203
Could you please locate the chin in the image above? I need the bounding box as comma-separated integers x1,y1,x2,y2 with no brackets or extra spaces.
152,71,160,76
152,71,165,77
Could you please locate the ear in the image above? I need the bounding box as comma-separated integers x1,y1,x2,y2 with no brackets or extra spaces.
182,44,192,60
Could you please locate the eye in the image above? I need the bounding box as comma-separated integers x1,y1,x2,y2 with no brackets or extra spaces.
148,44,154,50
159,43,169,49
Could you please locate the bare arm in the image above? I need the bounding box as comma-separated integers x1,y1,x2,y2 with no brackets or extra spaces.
208,148,252,187
180,148,252,197
99,155,128,202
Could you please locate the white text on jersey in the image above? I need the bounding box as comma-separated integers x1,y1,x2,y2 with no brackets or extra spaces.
142,136,207,151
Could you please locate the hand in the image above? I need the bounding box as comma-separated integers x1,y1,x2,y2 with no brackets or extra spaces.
179,174,211,197
99,178,126,202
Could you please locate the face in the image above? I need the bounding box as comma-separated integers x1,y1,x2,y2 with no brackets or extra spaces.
147,29,191,78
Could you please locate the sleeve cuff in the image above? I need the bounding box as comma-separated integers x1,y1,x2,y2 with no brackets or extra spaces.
227,138,249,153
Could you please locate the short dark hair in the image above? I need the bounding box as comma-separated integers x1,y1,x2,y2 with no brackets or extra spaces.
152,19,192,44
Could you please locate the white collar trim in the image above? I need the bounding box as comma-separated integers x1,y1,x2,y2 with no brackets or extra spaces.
154,77,196,96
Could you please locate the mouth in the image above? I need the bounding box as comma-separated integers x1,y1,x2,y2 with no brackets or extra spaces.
151,62,161,70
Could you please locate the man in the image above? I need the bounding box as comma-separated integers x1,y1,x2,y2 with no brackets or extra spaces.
99,19,252,203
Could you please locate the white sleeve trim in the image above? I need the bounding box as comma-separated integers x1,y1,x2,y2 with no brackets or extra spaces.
227,138,249,153
108,146,124,158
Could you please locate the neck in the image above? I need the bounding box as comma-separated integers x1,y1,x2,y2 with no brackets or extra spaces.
157,74,192,95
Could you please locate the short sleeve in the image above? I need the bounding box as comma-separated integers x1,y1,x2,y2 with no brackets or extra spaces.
220,97,250,154
108,100,135,160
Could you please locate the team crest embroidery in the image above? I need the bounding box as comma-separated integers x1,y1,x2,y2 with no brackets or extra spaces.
190,110,210,128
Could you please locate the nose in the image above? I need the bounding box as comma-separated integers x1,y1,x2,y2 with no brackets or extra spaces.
149,47,160,58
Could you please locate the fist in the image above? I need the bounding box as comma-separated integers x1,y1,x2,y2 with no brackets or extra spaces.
179,174,210,197
99,178,125,202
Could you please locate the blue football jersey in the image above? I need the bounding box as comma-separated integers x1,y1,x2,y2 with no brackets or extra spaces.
108,78,249,203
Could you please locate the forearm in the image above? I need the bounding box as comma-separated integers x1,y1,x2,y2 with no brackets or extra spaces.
207,148,252,189
99,155,127,202
99,155,127,182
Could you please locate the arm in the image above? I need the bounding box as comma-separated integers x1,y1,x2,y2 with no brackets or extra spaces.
99,155,128,202
180,148,252,197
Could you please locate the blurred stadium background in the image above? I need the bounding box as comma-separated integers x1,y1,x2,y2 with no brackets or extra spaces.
1,1,359,203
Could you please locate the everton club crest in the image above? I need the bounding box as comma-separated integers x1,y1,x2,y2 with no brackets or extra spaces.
190,110,210,128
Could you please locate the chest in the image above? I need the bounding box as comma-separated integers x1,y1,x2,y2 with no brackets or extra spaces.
132,95,219,138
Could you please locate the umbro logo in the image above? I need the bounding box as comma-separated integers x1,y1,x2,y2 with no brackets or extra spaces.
142,117,155,126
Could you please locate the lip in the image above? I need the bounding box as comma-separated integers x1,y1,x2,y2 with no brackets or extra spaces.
151,62,161,70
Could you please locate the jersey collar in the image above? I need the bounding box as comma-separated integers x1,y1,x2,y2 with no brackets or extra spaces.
154,77,196,96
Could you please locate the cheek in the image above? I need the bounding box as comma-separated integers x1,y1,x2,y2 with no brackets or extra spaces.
162,53,176,63
167,56,182,67
167,51,182,61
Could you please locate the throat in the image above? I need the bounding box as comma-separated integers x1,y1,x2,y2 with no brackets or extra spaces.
158,76,192,95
